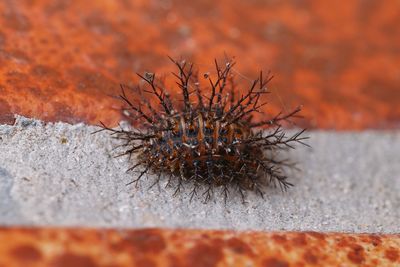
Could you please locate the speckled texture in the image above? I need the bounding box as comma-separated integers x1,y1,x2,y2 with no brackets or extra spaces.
0,116,399,232
1,0,400,129
0,227,399,267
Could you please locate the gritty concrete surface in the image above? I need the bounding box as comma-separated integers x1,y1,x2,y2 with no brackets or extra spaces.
0,116,399,233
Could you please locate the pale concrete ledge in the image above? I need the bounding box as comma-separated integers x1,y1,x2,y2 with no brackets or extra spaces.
0,116,399,233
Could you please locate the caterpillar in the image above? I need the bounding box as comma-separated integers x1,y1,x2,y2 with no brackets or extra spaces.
100,57,308,202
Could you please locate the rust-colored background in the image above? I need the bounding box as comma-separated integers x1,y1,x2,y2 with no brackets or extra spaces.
0,0,399,129
1,228,399,267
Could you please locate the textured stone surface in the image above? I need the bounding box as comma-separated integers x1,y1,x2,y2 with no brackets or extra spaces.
1,116,399,233
0,0,399,129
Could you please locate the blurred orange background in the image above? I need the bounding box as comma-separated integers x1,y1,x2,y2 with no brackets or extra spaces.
0,0,399,129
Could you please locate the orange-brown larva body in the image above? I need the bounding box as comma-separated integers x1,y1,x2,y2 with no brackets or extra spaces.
103,57,307,201
143,111,254,186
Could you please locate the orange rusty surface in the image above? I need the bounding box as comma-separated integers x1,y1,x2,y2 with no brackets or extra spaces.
0,0,399,129
0,227,399,267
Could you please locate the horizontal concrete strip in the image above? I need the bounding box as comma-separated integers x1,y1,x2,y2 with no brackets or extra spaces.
0,116,399,233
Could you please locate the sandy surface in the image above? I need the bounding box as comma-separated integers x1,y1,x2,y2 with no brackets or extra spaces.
0,116,399,233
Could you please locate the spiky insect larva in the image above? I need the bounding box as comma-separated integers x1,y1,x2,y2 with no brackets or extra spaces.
100,57,308,202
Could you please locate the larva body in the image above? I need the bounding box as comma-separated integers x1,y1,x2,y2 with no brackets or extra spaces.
102,57,307,201
142,111,256,188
